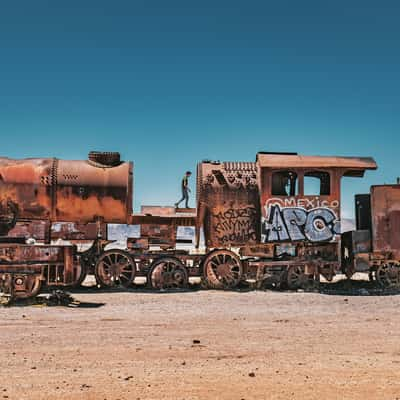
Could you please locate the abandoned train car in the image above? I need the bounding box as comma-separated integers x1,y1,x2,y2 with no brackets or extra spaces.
1,150,400,299
0,152,133,298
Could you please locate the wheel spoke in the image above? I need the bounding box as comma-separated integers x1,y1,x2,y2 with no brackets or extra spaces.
287,265,307,290
204,251,242,289
149,258,188,290
121,265,133,273
376,264,399,287
96,251,136,288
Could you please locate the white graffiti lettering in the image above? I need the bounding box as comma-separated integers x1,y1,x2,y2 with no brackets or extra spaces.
261,205,340,243
265,197,340,210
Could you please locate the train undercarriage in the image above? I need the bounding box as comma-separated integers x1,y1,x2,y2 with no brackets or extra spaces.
3,238,398,301
2,225,400,300
84,246,400,291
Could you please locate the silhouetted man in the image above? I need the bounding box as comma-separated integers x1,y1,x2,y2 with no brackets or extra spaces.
174,171,192,208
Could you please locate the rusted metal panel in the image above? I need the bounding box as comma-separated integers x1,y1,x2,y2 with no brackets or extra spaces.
341,230,372,275
355,194,372,231
141,223,176,246
51,222,107,241
8,220,49,240
134,206,196,247
140,206,196,217
130,214,196,226
371,185,400,258
0,153,133,230
141,206,176,216
0,244,64,263
62,246,75,284
342,230,372,254
196,160,260,248
0,158,55,231
130,205,196,227
8,221,107,241
0,243,80,293
56,158,133,223
259,167,342,244
127,237,149,250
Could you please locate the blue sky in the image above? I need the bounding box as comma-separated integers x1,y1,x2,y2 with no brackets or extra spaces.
0,0,399,217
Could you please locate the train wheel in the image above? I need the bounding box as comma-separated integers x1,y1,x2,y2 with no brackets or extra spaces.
287,265,309,290
376,263,400,288
12,275,42,299
148,257,188,290
70,261,88,288
203,249,243,289
95,250,136,288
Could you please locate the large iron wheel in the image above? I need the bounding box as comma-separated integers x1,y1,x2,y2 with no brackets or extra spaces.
287,265,309,290
376,263,400,288
69,260,88,288
12,274,42,299
148,257,188,290
203,249,243,289
95,250,136,288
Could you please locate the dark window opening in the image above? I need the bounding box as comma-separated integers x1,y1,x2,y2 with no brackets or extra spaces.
272,171,298,196
304,171,330,196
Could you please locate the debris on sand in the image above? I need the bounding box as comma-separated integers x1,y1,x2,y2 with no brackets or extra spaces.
0,290,104,308
0,290,77,307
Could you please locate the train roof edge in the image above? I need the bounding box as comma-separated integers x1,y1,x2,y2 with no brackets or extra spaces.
256,152,377,177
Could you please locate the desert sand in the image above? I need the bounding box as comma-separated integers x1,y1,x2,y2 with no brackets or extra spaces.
1,286,400,400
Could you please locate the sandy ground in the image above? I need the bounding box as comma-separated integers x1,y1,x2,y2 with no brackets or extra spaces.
1,287,400,400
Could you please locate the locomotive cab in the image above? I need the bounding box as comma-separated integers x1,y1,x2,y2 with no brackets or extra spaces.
257,152,376,282
257,152,376,244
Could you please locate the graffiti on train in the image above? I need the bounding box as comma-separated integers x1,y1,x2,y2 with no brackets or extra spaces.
212,206,258,244
265,197,340,209
261,204,341,243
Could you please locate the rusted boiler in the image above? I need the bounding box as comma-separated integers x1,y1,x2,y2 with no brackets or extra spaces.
0,152,133,298
0,151,133,231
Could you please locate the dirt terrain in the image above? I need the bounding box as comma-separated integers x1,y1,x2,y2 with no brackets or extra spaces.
1,284,400,400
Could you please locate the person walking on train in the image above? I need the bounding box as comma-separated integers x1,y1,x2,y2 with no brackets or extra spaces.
174,171,192,208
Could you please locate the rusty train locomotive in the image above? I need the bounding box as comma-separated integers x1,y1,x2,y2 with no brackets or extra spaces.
0,150,399,299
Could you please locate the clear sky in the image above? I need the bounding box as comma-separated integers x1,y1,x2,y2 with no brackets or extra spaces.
0,1,399,217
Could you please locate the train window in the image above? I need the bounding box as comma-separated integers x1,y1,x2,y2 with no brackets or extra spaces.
304,171,330,195
272,171,298,196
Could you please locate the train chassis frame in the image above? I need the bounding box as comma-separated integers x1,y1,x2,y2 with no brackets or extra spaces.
78,240,341,292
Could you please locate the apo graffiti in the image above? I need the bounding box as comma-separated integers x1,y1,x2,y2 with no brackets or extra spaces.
212,206,258,244
261,204,340,243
